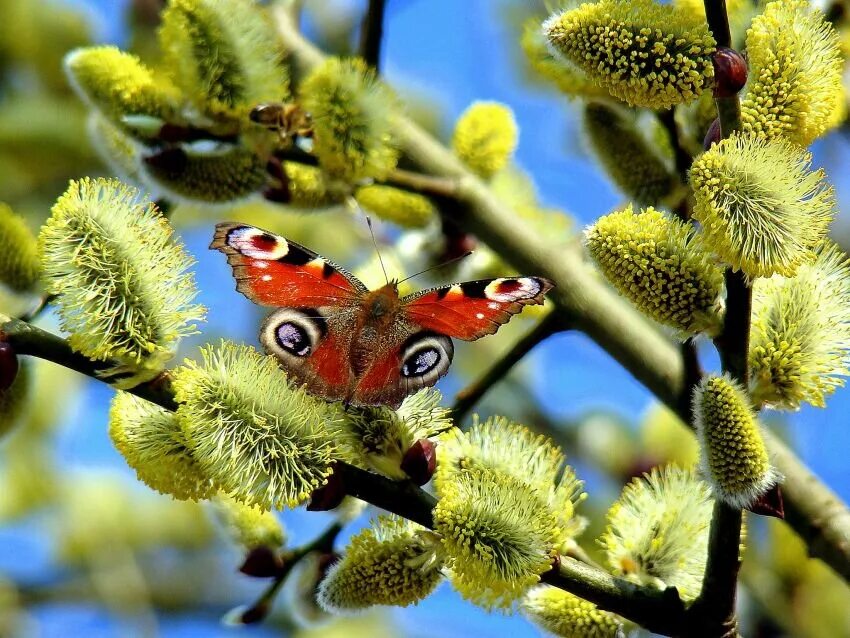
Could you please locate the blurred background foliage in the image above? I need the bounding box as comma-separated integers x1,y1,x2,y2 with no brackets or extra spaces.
0,0,849,636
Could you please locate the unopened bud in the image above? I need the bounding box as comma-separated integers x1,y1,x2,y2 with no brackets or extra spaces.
712,47,748,98
400,439,437,485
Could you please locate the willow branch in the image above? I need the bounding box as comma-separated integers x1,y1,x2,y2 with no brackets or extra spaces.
685,3,748,635
452,312,565,423
271,5,850,584
359,0,387,71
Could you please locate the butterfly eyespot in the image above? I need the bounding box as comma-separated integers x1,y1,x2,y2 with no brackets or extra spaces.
400,333,454,381
260,308,327,362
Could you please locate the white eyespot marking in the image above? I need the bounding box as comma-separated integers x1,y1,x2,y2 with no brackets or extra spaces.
227,227,289,260
262,275,272,281
260,308,326,362
484,277,543,302
400,334,454,386
476,312,485,319
488,302,500,310
255,261,268,269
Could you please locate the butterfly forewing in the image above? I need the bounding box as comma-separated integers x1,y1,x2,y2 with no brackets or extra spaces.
211,222,368,307
402,277,554,340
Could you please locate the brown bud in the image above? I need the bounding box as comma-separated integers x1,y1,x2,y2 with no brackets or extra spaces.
400,439,437,486
0,342,19,393
262,185,291,204
712,47,747,98
307,466,346,511
703,118,722,150
238,601,270,625
143,147,188,174
239,546,284,578
746,484,785,519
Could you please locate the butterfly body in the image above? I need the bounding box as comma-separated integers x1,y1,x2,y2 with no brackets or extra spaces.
212,223,553,408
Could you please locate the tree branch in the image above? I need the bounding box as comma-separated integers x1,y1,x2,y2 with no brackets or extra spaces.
271,5,850,584
452,312,565,423
359,0,387,71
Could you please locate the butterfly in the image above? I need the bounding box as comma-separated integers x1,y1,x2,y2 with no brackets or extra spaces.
211,222,554,408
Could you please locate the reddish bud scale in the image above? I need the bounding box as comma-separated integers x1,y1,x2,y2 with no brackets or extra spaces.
0,342,19,392
400,439,437,486
239,546,284,578
746,484,785,519
239,601,270,625
703,118,722,150
307,466,346,511
712,47,748,98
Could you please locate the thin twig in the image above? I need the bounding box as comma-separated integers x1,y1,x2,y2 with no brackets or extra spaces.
359,0,388,71
452,312,565,423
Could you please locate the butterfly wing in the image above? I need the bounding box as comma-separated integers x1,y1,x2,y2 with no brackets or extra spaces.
212,222,368,402
402,277,554,340
211,222,368,307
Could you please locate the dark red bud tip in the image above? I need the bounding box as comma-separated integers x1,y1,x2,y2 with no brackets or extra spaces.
266,156,286,183
239,602,270,625
0,341,19,393
746,485,785,519
239,546,284,578
400,439,437,486
703,118,722,150
143,147,188,174
712,47,748,98
307,466,346,511
262,185,291,204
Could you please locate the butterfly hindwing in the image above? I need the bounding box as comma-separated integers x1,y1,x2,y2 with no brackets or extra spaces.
402,277,554,341
211,222,368,307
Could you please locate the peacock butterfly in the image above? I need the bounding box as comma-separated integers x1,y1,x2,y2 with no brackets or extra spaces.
211,222,553,408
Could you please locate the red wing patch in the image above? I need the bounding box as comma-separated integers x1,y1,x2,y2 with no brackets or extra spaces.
402,277,554,341
211,222,368,307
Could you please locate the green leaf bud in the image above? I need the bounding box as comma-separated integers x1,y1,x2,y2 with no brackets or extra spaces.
109,391,214,501
693,375,779,509
172,341,341,510
142,143,268,204
0,203,40,292
317,516,443,612
354,185,436,229
582,102,680,207
690,133,835,279
64,46,179,127
544,0,716,109
38,178,205,386
585,205,725,337
159,0,286,120
522,586,624,638
451,101,518,179
750,241,850,410
300,57,399,182
742,0,845,147
598,465,712,601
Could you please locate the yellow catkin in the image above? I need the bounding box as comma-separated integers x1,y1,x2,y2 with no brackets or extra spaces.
741,0,845,147
522,586,623,638
354,185,436,228
451,101,518,179
544,0,715,109
693,375,778,508
585,205,725,337
689,133,834,279
0,204,40,292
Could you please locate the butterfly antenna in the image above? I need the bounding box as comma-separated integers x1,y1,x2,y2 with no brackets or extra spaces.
396,250,474,285
366,215,390,285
